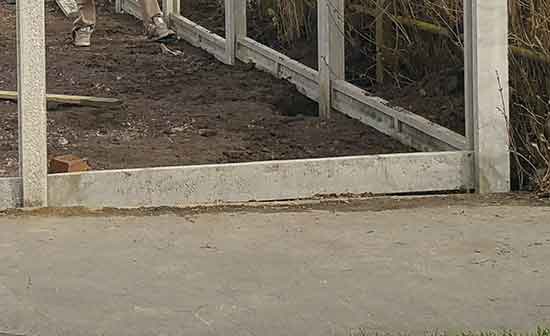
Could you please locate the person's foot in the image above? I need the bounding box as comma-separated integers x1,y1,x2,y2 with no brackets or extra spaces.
146,15,176,43
72,26,93,47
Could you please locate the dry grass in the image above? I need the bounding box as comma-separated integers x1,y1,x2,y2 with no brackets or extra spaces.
253,0,550,193
389,0,550,194
250,0,317,44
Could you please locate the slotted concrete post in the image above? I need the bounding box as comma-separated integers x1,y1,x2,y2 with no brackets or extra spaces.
330,0,345,81
163,0,180,22
17,0,48,207
225,0,246,65
318,0,345,119
464,0,510,193
116,0,123,13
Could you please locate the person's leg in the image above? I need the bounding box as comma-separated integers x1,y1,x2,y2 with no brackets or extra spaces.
74,0,96,29
140,0,162,24
141,0,176,42
73,0,96,46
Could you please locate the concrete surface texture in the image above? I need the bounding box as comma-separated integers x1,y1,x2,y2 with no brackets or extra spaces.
1,202,550,335
16,0,48,208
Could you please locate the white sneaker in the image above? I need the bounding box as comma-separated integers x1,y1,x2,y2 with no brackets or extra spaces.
72,26,94,47
146,15,176,43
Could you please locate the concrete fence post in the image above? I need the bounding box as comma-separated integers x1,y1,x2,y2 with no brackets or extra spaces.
330,0,345,81
318,0,345,120
464,0,510,193
163,0,180,22
17,0,48,207
225,0,236,65
225,0,247,65
116,0,123,13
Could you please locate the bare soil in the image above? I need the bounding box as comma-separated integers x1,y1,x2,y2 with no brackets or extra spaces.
0,0,411,177
2,192,547,218
180,0,465,135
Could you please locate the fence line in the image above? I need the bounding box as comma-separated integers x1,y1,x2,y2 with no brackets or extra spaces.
4,0,511,209
121,0,510,194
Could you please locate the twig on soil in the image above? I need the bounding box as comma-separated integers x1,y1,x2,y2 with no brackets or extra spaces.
160,64,176,75
160,43,184,56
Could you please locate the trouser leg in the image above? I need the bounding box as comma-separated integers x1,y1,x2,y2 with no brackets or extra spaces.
74,0,96,29
141,0,162,23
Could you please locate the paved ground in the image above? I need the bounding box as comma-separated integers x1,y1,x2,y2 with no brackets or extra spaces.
1,199,550,336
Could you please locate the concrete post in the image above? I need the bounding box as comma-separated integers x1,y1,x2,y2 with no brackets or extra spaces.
318,0,345,119
330,0,345,81
464,0,510,193
116,0,123,13
225,0,246,65
162,0,180,22
318,0,331,119
17,0,48,207
464,0,473,150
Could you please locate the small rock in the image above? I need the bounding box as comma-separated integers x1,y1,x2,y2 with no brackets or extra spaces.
170,126,187,133
198,129,217,137
58,137,69,146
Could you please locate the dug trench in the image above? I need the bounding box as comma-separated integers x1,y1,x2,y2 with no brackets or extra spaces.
0,0,412,177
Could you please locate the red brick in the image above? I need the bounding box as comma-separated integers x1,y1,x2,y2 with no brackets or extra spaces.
50,155,90,173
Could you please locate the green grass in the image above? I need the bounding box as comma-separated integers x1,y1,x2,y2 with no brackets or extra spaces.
351,327,550,336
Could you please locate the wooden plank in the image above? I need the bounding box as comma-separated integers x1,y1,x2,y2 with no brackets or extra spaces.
55,0,79,17
0,91,121,108
46,151,473,208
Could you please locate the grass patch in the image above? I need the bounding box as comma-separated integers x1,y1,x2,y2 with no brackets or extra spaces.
350,327,550,336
